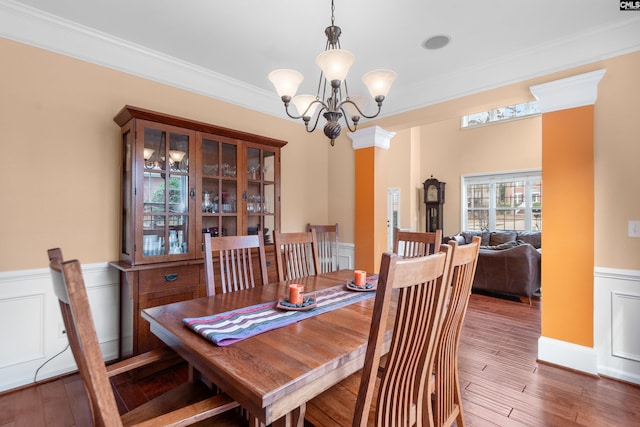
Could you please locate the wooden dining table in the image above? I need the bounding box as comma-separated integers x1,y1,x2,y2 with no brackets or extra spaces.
141,269,393,427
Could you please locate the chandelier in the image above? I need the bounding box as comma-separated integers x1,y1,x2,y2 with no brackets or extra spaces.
268,0,396,146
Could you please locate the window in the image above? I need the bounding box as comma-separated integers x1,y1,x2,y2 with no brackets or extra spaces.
463,171,542,231
461,101,540,128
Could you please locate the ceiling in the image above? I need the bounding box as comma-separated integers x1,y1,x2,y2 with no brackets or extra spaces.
2,0,640,120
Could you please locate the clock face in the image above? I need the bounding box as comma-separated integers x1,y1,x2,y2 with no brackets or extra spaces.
427,184,438,202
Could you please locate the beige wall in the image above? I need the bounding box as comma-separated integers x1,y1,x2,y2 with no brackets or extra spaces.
2,36,639,272
326,131,355,242
0,38,329,270
417,115,542,237
593,52,640,269
348,51,640,270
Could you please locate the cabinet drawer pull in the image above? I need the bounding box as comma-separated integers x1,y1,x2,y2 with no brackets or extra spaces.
164,273,179,282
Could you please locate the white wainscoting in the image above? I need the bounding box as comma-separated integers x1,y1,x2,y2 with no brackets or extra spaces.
4,253,635,392
0,262,120,392
594,267,640,385
337,242,354,271
538,267,640,384
0,243,356,393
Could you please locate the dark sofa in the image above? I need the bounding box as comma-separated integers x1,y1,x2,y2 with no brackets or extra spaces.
447,230,541,301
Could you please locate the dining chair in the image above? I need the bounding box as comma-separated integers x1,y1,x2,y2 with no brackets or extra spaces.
305,246,453,427
430,236,481,427
376,228,443,375
307,223,340,273
47,248,244,427
204,231,269,296
272,229,321,281
393,228,443,257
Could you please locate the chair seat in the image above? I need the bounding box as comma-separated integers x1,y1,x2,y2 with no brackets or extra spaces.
121,382,245,426
305,371,378,427
47,248,245,427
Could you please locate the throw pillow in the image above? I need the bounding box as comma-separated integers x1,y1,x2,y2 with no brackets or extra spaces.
516,231,541,249
489,231,517,246
460,230,491,245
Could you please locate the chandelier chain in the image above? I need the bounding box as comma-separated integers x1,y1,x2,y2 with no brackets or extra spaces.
331,0,335,27
268,0,396,145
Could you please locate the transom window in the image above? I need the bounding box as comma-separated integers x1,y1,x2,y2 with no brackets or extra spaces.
463,171,542,231
461,101,540,128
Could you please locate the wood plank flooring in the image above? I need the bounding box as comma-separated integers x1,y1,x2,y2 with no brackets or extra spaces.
459,294,640,426
1,293,638,426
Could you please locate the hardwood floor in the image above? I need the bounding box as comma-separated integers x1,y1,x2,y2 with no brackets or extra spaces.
1,293,638,426
459,294,640,426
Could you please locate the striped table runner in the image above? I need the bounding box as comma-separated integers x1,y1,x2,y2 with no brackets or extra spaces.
183,279,377,346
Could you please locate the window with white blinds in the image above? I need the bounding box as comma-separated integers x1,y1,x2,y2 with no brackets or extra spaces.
463,171,542,231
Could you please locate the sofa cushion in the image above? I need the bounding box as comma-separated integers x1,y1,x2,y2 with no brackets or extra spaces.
489,231,517,246
448,235,466,246
517,231,541,249
460,230,490,246
481,240,523,250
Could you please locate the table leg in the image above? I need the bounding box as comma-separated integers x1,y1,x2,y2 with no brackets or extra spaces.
249,414,264,427
271,403,306,427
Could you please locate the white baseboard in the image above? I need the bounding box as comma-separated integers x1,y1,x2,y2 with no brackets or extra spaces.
594,267,640,385
597,365,640,385
538,267,640,385
538,336,599,375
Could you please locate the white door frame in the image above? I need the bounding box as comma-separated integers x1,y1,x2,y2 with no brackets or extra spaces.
387,188,400,251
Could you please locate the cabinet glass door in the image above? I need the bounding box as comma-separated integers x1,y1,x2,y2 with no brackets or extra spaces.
120,124,134,259
247,146,276,245
201,135,239,240
141,125,192,260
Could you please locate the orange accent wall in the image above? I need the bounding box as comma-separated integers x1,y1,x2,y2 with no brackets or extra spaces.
541,106,594,347
354,147,376,273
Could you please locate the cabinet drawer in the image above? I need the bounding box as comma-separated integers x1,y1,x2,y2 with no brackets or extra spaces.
138,285,201,353
139,265,200,293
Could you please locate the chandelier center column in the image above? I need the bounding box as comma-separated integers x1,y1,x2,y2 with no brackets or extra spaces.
348,126,395,273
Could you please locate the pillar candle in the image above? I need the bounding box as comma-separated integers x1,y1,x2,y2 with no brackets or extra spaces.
354,270,367,287
289,284,304,304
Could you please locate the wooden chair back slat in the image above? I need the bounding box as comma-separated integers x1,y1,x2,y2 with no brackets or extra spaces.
204,231,269,295
48,248,242,427
273,230,321,281
353,246,453,427
393,228,443,258
307,223,340,273
48,249,124,426
432,236,481,427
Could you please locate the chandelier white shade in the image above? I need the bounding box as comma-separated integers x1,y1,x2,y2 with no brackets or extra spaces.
315,49,355,82
292,94,320,118
268,0,396,145
267,69,304,98
362,69,397,98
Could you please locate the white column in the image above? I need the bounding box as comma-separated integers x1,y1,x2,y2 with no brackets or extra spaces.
348,126,396,150
530,69,606,113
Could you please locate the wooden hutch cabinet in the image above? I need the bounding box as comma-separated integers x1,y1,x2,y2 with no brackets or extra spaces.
110,106,286,356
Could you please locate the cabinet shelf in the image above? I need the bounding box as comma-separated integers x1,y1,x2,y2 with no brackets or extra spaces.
112,105,286,356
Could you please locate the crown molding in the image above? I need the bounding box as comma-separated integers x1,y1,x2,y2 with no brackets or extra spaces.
0,0,281,117
390,16,640,115
1,0,639,119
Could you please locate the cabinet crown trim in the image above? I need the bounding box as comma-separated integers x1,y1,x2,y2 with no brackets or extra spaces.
114,105,288,148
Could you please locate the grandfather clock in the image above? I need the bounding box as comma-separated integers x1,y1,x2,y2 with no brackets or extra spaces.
423,176,445,232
